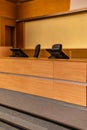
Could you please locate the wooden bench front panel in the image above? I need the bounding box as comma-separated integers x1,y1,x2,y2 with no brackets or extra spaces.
53,61,87,82
0,74,53,99
0,58,53,78
53,81,86,106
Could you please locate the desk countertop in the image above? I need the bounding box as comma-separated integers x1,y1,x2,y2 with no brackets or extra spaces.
0,57,87,63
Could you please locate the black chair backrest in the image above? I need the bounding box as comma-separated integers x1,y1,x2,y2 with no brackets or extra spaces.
52,44,62,51
33,44,41,58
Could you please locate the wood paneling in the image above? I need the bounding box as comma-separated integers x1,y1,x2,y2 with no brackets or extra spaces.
0,0,16,19
0,73,86,106
0,47,12,57
0,0,16,47
17,0,70,20
17,0,44,19
5,26,15,46
0,18,16,46
53,81,86,106
0,74,53,98
53,61,87,82
0,18,1,43
16,22,25,48
44,0,70,15
0,58,87,106
70,49,87,58
0,58,53,78
6,0,31,3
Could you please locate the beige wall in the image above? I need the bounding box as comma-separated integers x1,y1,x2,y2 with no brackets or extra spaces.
70,0,87,10
24,12,87,49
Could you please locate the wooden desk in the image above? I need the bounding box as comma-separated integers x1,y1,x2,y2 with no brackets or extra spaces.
0,57,87,106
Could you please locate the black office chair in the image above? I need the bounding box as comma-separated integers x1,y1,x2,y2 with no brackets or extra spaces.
51,43,69,59
33,44,41,58
52,44,62,51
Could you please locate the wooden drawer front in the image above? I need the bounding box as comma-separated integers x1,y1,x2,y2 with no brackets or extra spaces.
53,61,86,82
0,74,53,98
53,81,86,106
0,59,53,78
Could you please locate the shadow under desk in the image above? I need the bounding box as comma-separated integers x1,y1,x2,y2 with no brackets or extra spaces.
0,88,87,130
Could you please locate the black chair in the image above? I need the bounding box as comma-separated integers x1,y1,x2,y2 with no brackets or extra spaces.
33,44,41,58
52,44,62,51
46,44,69,59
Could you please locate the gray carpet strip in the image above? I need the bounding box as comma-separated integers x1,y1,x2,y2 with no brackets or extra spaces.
0,106,71,130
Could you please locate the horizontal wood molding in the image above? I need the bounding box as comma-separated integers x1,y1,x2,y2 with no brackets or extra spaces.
6,0,32,3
